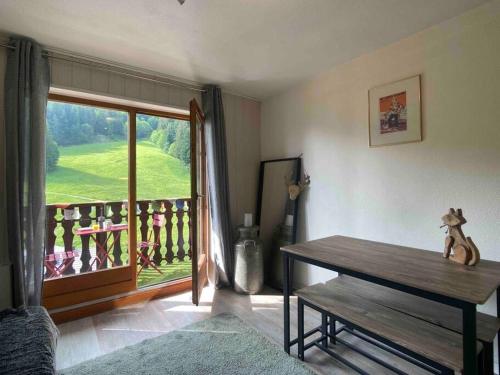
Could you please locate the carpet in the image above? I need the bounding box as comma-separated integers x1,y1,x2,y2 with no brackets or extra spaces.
58,313,315,375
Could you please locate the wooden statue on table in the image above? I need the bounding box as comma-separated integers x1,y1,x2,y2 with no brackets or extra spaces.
441,208,480,266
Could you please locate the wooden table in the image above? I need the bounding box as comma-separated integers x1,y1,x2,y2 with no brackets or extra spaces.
281,235,500,375
76,224,128,270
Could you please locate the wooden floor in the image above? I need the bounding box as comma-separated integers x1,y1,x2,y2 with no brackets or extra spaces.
56,286,480,374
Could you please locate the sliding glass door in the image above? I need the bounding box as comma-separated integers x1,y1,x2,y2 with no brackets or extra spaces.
43,94,195,310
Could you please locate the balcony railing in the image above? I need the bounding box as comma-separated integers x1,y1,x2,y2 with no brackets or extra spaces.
45,198,192,284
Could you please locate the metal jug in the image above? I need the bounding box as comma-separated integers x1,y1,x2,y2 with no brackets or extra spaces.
234,226,264,294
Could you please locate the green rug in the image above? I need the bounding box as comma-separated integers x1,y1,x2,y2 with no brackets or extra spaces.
58,313,315,375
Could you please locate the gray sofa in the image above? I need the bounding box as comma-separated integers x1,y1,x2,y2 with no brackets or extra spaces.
0,306,58,374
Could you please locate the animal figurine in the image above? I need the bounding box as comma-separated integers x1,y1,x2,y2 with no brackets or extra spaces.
285,171,310,200
441,208,480,266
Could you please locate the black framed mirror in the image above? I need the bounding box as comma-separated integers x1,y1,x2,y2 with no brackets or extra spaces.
256,157,302,289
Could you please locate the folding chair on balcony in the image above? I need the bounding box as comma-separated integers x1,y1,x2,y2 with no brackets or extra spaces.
137,213,165,276
44,249,81,278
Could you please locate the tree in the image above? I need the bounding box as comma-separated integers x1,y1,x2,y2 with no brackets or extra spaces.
169,123,190,165
155,119,177,147
148,119,190,166
150,124,175,150
107,118,126,139
165,122,177,147
157,130,170,152
46,132,60,172
150,129,162,145
46,102,131,145
79,123,95,143
138,114,159,130
136,120,152,139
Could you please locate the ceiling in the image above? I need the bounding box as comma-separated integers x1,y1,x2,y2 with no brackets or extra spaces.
0,0,489,99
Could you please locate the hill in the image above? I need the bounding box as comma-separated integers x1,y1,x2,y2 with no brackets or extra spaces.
46,140,191,204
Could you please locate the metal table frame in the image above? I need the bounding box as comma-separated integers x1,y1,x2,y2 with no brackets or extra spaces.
282,252,500,375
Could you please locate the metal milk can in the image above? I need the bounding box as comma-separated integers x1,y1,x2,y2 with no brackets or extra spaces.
234,225,264,294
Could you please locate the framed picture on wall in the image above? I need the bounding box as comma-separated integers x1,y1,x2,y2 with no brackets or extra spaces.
368,74,421,147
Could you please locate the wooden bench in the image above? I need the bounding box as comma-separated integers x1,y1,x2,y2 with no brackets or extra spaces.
295,278,487,374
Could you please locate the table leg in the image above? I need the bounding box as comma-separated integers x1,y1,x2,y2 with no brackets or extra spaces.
462,302,478,375
298,298,304,360
89,234,101,269
103,231,119,265
283,253,291,354
96,231,108,268
94,232,116,269
329,316,336,345
483,342,493,375
321,313,328,348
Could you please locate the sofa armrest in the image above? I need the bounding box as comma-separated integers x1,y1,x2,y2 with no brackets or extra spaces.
0,306,58,375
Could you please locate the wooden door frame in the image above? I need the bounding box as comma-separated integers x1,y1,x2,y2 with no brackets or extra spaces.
190,99,209,306
43,93,191,309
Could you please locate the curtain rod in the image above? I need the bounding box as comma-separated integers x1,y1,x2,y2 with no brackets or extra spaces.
1,41,260,101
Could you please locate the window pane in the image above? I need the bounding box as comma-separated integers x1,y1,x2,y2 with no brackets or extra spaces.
135,114,191,288
136,114,190,201
45,101,130,280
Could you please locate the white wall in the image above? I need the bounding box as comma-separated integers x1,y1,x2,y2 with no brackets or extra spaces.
262,0,500,313
50,60,261,230
0,46,12,309
223,93,261,228
50,59,199,111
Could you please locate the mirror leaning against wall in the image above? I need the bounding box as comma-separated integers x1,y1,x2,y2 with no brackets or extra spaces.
256,156,307,290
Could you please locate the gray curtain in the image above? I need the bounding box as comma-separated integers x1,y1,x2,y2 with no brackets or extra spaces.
202,85,233,288
4,37,50,307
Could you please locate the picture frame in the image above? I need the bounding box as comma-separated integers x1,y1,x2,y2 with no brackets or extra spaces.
368,74,422,147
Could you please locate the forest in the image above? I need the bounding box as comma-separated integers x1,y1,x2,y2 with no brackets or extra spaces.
46,101,190,171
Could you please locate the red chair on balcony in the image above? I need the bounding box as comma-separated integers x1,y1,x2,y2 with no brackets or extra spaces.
137,213,165,276
44,249,81,278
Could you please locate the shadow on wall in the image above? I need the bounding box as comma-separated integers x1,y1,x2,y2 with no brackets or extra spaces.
297,187,310,244
293,187,337,289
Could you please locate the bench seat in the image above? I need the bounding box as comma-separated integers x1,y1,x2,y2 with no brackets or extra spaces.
330,275,500,344
296,281,483,372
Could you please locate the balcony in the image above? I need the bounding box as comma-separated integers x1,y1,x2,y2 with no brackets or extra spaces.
45,198,192,288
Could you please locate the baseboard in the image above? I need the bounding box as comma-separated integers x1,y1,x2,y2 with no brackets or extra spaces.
49,277,191,324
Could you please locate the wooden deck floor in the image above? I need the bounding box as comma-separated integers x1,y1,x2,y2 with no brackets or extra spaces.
56,286,486,374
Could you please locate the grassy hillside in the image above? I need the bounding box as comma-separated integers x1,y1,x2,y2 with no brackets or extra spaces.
46,140,190,204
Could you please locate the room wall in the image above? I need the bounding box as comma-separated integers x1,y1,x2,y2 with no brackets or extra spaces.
50,60,261,231
0,46,12,309
262,0,500,319
50,59,199,111
223,93,261,229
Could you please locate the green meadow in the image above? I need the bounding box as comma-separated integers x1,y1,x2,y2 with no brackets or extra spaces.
46,140,190,203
